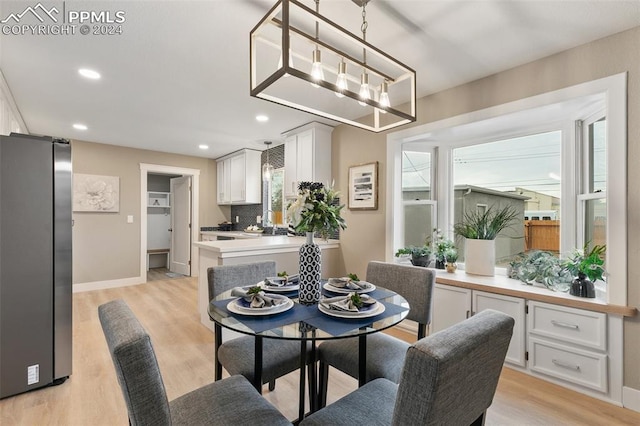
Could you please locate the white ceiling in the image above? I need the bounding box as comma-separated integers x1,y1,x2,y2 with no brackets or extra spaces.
1,0,638,159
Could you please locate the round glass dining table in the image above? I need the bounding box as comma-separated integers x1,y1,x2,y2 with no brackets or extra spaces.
208,284,409,421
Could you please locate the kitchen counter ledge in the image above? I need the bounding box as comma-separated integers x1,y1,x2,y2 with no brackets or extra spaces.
194,236,339,258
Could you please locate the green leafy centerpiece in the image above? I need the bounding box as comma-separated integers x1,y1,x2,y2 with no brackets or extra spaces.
287,182,346,304
286,181,346,240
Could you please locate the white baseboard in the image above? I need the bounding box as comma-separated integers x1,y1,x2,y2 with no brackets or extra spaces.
73,276,145,293
623,386,640,412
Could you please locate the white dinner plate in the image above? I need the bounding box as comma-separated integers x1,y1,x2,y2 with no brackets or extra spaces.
322,282,376,294
318,301,385,319
227,294,294,316
257,280,300,293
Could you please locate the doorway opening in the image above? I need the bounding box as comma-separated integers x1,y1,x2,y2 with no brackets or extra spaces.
140,164,201,283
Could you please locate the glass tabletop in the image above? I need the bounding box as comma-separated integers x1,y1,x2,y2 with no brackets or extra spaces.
208,283,410,341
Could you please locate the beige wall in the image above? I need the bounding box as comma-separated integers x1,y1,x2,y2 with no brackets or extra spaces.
332,26,640,390
72,140,225,283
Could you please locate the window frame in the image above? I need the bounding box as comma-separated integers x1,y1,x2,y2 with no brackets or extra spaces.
386,73,627,305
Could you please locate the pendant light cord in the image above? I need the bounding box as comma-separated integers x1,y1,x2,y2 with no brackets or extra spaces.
315,0,320,46
361,1,368,69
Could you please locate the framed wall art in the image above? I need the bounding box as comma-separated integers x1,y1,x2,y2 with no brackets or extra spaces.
73,173,120,212
348,161,378,210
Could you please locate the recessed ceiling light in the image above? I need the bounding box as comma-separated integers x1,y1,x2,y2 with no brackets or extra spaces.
73,123,88,130
78,68,101,80
256,115,269,122
198,144,209,150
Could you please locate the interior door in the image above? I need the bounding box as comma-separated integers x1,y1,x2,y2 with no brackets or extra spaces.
170,176,191,275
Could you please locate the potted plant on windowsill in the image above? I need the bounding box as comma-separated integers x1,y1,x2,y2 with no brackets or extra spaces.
453,205,519,276
395,246,432,267
563,243,606,298
444,248,458,273
432,228,456,269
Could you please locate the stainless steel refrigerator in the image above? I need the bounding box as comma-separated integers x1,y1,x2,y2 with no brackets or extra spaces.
0,133,72,398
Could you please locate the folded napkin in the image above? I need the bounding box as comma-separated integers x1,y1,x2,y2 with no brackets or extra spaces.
320,293,376,312
264,274,299,287
231,287,287,308
327,277,372,290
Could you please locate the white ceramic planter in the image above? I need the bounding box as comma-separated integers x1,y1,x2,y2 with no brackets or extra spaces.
464,239,495,276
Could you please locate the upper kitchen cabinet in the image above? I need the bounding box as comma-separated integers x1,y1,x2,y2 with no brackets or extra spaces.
216,149,261,205
283,122,333,198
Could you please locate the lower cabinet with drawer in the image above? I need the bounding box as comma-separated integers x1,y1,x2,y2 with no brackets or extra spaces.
527,301,609,393
432,284,621,403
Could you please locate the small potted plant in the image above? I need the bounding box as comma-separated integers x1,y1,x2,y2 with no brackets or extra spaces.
563,243,606,298
395,246,432,267
444,248,458,273
453,204,519,276
432,229,456,269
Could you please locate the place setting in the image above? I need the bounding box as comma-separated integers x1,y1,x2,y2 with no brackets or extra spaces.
227,286,294,316
322,275,376,295
322,274,397,301
259,273,300,294
211,283,321,334
318,292,385,319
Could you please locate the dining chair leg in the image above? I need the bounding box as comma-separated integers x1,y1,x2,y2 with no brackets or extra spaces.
418,323,427,340
358,334,367,387
318,360,329,409
268,380,276,391
214,324,223,381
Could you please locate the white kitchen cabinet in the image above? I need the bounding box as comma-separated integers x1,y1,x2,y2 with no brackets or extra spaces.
527,301,608,392
217,158,230,204
431,284,472,333
431,285,526,366
283,122,333,198
216,149,261,205
473,291,526,366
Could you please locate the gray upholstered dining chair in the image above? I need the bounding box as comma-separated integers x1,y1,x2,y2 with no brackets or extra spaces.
208,261,313,393
98,299,291,426
301,309,514,426
317,261,435,404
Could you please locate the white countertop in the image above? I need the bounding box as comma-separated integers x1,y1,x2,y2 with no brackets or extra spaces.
194,235,339,255
200,230,263,239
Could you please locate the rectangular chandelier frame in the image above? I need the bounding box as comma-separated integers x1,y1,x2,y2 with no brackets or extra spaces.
250,0,417,133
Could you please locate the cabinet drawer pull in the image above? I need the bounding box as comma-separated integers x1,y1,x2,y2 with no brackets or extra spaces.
551,320,580,330
552,359,581,371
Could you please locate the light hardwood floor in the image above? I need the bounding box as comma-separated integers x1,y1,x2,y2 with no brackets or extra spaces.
1,275,639,425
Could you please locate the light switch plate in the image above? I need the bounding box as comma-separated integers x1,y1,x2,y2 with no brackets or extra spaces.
127,215,134,223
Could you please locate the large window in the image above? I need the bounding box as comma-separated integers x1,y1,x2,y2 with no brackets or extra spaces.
579,115,607,248
388,74,627,304
401,150,434,247
452,131,562,266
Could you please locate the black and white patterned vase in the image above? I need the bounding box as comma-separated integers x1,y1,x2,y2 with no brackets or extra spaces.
299,232,321,304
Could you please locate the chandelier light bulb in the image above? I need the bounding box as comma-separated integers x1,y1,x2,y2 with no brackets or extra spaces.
378,80,390,113
358,72,370,106
311,49,324,88
335,61,348,98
